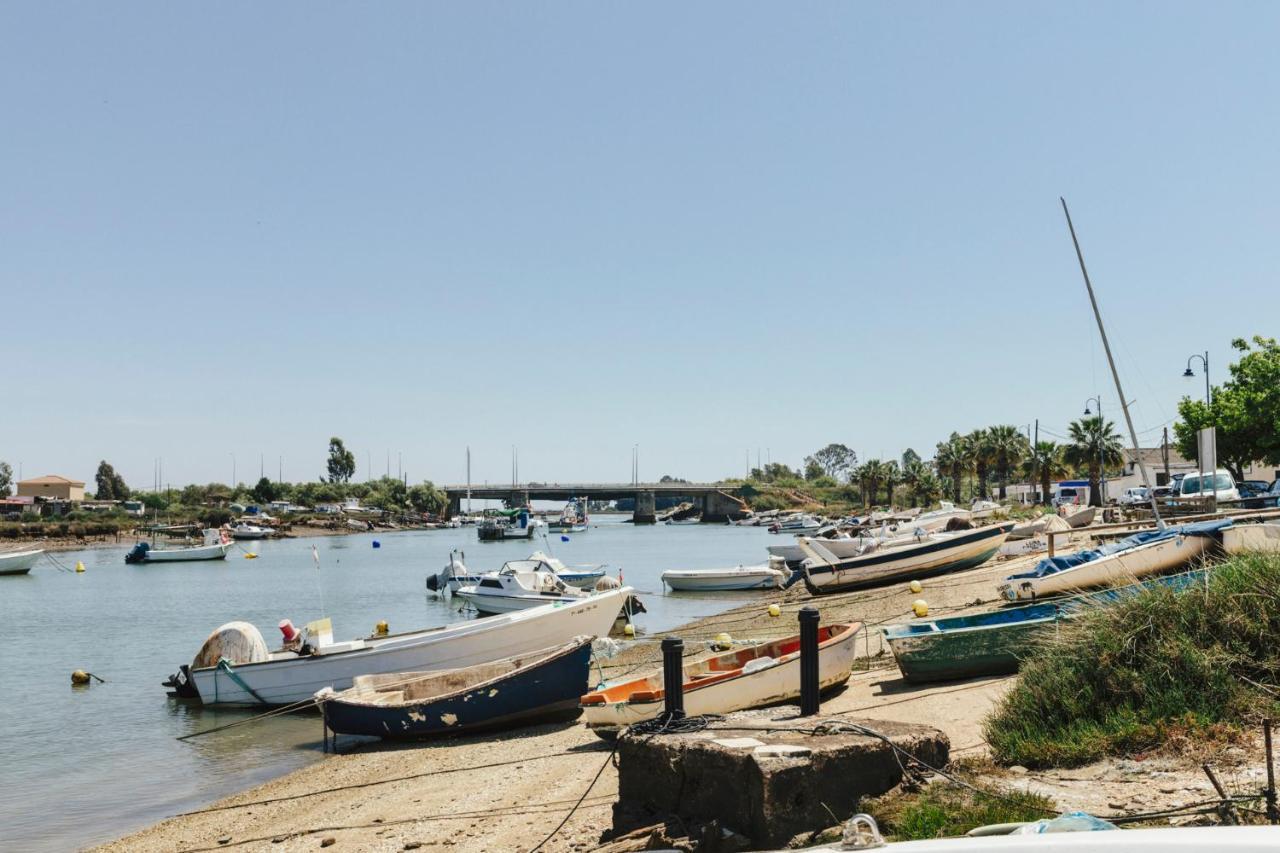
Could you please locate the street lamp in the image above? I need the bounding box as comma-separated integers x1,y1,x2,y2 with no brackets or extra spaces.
1084,397,1106,505
1183,351,1211,407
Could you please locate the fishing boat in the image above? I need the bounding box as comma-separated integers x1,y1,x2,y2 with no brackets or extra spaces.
457,568,594,615
579,622,861,736
885,570,1206,683
791,523,1014,595
969,499,1004,520
997,519,1228,602
126,529,232,564
905,501,973,533
661,562,787,591
316,636,594,739
164,585,633,706
230,523,274,540
547,498,589,532
767,514,823,535
477,508,546,541
665,516,701,526
0,548,43,576
425,550,605,596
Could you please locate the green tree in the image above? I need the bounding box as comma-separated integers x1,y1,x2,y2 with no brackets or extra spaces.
95,461,130,501
909,466,943,507
1063,417,1124,506
0,460,11,497
408,481,448,515
987,425,1031,500
933,434,968,504
1023,441,1067,506
901,448,921,470
966,429,993,500
1173,336,1280,481
325,437,356,483
141,492,169,511
804,443,858,482
803,459,825,481
251,477,278,504
859,459,886,507
883,460,902,507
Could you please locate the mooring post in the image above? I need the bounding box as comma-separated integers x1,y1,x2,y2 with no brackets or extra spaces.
661,636,685,720
799,606,820,716
1265,719,1278,825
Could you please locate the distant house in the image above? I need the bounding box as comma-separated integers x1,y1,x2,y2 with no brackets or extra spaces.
17,475,86,503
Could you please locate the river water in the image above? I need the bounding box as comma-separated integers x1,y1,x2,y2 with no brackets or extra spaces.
0,518,775,850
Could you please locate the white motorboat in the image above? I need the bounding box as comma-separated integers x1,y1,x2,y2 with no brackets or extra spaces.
997,520,1228,602
167,586,634,706
426,550,605,597
661,562,787,591
969,499,1004,520
0,548,43,576
900,501,972,533
794,523,1015,594
231,523,274,540
125,529,232,564
665,516,701,526
457,568,594,615
767,514,823,535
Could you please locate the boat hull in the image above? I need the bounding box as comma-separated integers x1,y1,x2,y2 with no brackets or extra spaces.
320,640,593,739
143,543,231,562
1223,523,1280,554
188,587,630,706
582,623,860,734
460,589,586,615
801,524,1014,594
0,549,43,575
661,568,784,591
998,534,1211,601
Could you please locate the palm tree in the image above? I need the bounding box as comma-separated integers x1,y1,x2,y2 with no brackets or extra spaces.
860,459,885,507
902,459,925,507
966,429,993,500
933,433,967,504
987,425,1031,500
907,463,942,507
1063,417,1124,507
883,461,901,508
1023,441,1067,505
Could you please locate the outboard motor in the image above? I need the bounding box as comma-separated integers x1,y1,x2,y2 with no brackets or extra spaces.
425,572,441,593
124,542,150,564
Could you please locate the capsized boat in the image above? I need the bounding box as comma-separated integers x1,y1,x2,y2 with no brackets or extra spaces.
884,569,1207,683
316,636,594,739
997,519,1228,602
0,548,43,576
579,622,861,736
661,562,787,591
126,529,232,564
1062,505,1097,529
791,523,1015,595
164,586,633,706
1224,522,1280,554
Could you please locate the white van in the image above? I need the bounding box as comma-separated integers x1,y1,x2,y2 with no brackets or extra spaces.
1177,469,1239,503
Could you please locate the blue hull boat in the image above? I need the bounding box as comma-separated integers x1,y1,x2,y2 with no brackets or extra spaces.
317,636,593,739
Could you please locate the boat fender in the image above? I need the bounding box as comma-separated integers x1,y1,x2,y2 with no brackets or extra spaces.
711,632,733,651
372,540,381,548
912,599,929,618
374,620,388,636
909,580,922,594
768,604,781,618
622,623,636,638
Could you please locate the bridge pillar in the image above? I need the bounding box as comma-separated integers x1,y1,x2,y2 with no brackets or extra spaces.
633,490,656,525
446,495,461,519
700,490,748,522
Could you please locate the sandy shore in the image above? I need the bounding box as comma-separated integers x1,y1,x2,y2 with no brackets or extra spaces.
94,531,1261,852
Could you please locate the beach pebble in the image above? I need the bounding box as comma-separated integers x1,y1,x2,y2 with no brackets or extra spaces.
1008,765,1029,775
403,844,423,851
321,838,336,848
1108,801,1125,810
218,838,232,846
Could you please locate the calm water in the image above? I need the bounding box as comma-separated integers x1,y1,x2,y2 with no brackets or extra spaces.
0,518,773,851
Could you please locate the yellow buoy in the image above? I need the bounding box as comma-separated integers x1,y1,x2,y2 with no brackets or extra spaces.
768,604,781,618
71,670,91,685
712,632,733,650
75,561,85,573
909,580,922,594
374,620,389,635
623,623,636,637
912,599,929,618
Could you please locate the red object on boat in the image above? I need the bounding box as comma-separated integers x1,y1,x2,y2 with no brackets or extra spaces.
278,619,299,643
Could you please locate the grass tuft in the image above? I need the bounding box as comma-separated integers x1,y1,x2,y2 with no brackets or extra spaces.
984,551,1280,768
862,782,1053,840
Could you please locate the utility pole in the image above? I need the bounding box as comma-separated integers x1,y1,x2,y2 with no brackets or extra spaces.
1162,427,1171,484
466,447,472,513
278,456,282,483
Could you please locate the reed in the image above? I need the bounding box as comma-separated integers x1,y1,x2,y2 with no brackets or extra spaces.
984,551,1280,768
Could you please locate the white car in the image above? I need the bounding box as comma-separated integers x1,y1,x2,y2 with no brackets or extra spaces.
1117,487,1150,507
1177,468,1239,503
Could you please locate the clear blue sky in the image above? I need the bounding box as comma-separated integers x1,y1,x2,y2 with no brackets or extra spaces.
3,3,1277,489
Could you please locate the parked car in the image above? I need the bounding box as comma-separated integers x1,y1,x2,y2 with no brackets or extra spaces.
1176,469,1240,504
1117,487,1151,507
1238,479,1274,509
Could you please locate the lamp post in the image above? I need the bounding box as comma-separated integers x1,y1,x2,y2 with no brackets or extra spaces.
1183,352,1211,407
1084,397,1106,506
230,453,236,488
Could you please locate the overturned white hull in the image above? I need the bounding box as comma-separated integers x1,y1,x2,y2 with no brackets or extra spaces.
0,549,43,575
661,566,786,591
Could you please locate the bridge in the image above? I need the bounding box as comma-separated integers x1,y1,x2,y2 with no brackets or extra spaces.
440,482,750,524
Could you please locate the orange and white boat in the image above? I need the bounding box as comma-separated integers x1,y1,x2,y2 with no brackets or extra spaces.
579,622,861,736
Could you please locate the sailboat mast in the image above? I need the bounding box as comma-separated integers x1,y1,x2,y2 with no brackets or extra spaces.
1060,198,1165,531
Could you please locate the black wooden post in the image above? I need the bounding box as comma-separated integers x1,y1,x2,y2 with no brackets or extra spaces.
799,606,820,716
661,636,685,720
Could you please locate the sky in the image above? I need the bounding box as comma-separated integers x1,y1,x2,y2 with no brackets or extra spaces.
3,3,1277,490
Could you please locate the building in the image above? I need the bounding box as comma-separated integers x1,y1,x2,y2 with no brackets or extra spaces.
16,475,86,503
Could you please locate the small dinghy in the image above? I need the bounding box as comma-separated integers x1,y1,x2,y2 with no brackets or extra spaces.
0,548,43,576
997,519,1228,602
316,636,594,739
661,561,787,591
126,529,232,564
579,622,861,736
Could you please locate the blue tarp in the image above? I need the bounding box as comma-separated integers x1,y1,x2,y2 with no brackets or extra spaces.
1005,518,1232,580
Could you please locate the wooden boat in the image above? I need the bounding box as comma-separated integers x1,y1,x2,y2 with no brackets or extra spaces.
885,570,1206,683
126,529,232,563
997,520,1227,602
793,523,1014,595
1063,505,1097,529
316,637,594,739
167,586,633,706
579,622,861,736
0,548,43,575
661,564,786,591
